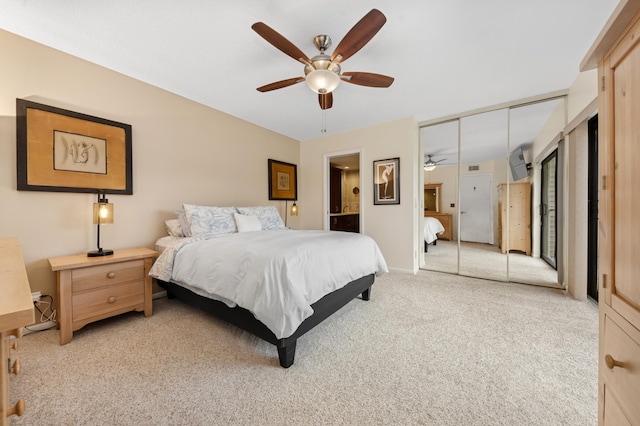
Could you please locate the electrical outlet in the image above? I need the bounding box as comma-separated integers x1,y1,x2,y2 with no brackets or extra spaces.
31,291,41,302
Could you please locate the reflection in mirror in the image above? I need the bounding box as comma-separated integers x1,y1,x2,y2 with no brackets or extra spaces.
507,100,562,287
419,96,565,288
424,183,441,212
458,109,508,281
421,120,458,275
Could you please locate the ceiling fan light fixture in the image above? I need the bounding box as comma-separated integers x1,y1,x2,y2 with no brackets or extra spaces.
305,69,341,94
424,163,436,172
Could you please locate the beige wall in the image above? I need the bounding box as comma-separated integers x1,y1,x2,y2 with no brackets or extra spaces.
299,118,419,273
0,30,299,303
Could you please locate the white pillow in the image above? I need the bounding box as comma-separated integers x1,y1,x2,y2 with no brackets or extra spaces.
236,206,286,230
182,204,237,236
233,213,262,232
164,219,184,237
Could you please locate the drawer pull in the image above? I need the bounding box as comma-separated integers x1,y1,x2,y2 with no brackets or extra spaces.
108,296,116,304
107,271,117,278
604,354,625,370
11,359,21,375
6,399,25,417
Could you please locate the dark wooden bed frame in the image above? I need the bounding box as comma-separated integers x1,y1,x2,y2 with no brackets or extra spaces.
157,273,375,368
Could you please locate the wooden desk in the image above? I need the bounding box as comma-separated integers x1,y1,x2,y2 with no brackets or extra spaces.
0,238,35,424
48,248,157,345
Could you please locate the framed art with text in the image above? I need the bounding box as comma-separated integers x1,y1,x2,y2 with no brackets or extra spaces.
268,159,297,200
16,98,133,194
373,157,400,205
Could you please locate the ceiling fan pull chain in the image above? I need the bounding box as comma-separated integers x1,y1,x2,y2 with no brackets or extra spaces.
321,110,327,133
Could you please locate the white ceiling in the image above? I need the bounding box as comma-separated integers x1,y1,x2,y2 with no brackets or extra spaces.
0,1,617,142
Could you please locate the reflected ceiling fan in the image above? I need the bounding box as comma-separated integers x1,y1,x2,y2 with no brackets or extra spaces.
251,9,394,110
424,155,447,171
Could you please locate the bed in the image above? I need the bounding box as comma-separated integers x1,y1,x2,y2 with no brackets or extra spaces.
423,216,445,252
150,205,388,368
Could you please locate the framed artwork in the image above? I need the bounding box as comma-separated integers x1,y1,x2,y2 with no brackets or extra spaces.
268,159,297,200
16,99,133,194
373,157,400,205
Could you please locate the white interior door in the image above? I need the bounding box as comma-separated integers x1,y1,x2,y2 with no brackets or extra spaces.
459,174,493,243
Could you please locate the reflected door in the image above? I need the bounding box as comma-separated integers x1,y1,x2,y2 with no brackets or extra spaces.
541,150,557,268
459,174,493,243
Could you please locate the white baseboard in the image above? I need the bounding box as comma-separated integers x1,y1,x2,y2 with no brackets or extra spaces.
23,320,56,335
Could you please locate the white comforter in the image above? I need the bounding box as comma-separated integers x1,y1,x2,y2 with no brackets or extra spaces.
423,217,445,244
149,230,388,339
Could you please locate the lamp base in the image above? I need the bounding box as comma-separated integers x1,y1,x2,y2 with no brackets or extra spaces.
87,249,114,257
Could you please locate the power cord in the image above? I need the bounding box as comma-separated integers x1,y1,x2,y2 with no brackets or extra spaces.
24,294,57,332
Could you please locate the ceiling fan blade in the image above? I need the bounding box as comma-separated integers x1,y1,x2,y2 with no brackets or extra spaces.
257,77,305,92
330,9,386,63
319,92,333,110
342,72,394,88
252,22,310,64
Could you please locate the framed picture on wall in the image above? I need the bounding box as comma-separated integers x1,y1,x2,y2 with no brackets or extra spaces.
268,159,297,200
16,99,133,194
373,157,400,205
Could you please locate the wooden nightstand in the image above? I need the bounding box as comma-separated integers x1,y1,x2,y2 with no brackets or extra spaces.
48,248,157,345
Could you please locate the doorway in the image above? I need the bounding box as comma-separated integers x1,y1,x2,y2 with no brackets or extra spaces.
325,151,362,233
540,149,557,269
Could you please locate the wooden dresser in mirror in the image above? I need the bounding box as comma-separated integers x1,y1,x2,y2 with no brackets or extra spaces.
424,183,452,240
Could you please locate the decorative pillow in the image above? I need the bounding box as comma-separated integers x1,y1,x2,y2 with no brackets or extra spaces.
233,213,262,232
182,204,237,236
164,219,184,237
236,206,286,230
175,209,192,237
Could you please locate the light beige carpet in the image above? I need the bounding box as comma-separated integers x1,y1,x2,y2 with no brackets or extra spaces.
423,240,559,287
11,270,597,425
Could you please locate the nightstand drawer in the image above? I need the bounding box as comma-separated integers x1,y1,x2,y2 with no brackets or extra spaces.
72,260,144,293
72,280,144,324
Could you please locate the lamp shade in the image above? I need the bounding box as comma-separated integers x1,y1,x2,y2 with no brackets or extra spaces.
93,201,113,224
290,201,298,216
424,164,436,172
305,69,341,94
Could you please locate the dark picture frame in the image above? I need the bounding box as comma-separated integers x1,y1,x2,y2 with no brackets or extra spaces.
373,157,400,205
268,159,297,201
16,98,133,194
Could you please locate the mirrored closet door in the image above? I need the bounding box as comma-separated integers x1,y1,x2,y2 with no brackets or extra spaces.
458,109,508,282
420,97,564,288
421,120,458,275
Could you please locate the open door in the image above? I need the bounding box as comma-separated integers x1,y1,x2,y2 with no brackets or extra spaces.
325,151,361,233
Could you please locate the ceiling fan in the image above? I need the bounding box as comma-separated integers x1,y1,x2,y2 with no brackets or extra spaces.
251,9,394,110
424,155,447,172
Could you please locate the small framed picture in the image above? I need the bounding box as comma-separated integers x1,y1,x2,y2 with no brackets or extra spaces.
373,157,400,205
268,159,297,200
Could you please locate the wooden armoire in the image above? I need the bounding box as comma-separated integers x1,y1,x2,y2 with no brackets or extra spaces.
582,1,640,424
498,182,531,255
